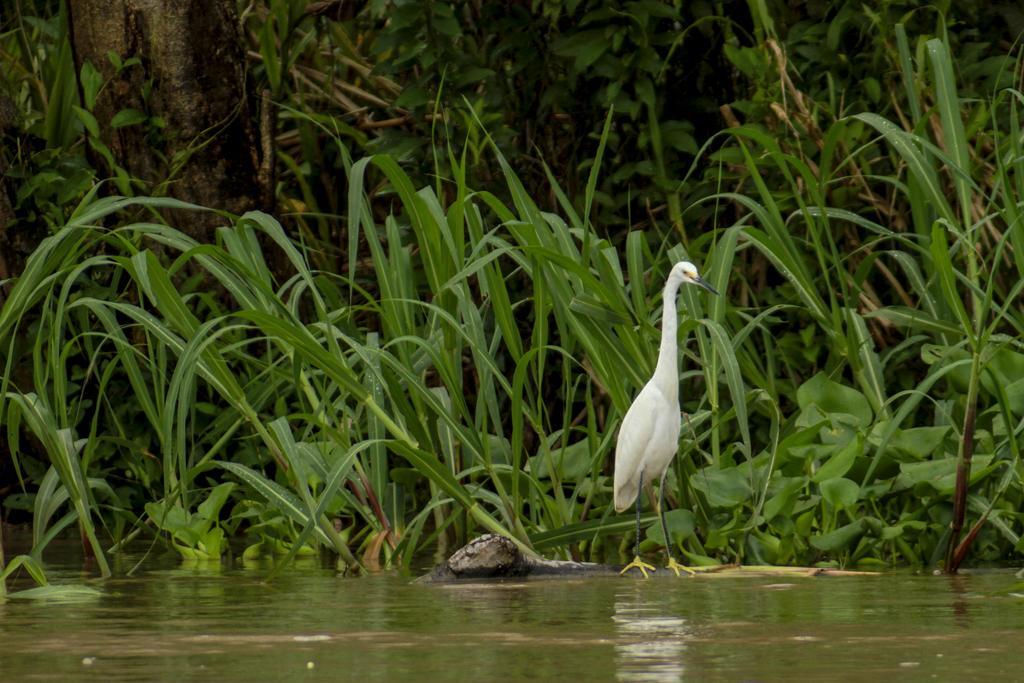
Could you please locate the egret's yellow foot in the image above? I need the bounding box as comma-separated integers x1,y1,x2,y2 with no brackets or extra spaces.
666,557,696,577
620,556,657,578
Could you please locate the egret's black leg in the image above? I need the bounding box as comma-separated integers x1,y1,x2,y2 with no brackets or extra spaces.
659,474,695,577
634,470,643,558
658,479,672,559
620,469,655,578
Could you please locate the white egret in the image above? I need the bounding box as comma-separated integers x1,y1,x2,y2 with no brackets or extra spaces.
615,260,718,577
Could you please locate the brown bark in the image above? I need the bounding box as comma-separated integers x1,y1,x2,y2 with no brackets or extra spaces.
66,0,265,242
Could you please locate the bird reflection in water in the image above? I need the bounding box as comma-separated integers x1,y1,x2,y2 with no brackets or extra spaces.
613,591,689,683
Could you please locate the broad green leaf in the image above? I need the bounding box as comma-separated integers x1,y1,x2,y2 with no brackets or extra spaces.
691,467,753,508
819,477,860,509
646,509,696,546
812,434,863,483
810,519,868,552
894,455,997,495
888,427,950,461
797,373,873,428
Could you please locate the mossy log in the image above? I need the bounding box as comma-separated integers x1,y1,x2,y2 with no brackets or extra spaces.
417,534,880,583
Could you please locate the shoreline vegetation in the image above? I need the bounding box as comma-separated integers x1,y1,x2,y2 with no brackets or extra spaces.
1,2,1023,585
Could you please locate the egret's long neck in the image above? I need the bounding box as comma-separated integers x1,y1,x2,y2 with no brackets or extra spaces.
653,277,681,401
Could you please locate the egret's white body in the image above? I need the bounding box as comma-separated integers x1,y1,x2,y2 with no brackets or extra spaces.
613,260,717,576
612,354,681,513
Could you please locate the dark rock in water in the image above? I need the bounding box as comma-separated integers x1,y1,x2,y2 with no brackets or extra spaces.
418,534,620,583
446,534,529,578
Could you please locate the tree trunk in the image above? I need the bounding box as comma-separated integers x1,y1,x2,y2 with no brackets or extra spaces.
66,0,265,242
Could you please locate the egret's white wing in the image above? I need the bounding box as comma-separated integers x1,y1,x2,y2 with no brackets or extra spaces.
613,384,662,512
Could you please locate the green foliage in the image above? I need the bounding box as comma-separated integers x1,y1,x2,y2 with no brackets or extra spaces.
145,483,236,560
3,1,1024,576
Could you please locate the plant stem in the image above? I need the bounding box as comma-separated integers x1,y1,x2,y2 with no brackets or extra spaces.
945,351,980,573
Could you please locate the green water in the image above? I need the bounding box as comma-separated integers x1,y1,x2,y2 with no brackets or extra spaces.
2,548,1023,681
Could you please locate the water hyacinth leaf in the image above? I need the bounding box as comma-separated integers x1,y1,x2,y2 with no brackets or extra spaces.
981,348,1024,416
764,476,805,520
646,509,696,546
881,520,928,541
812,434,863,483
862,355,974,485
810,519,869,552
894,455,997,495
197,482,237,521
776,423,827,465
528,438,592,481
921,343,971,392
797,373,873,428
819,477,860,509
144,501,195,543
893,459,956,491
690,467,753,508
887,426,950,461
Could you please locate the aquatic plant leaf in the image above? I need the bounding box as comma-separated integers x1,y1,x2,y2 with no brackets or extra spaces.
810,519,868,552
819,477,860,509
888,427,950,461
812,434,863,483
646,509,696,546
690,467,753,508
797,373,873,428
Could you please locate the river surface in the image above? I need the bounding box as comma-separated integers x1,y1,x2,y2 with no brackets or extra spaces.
2,545,1023,681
